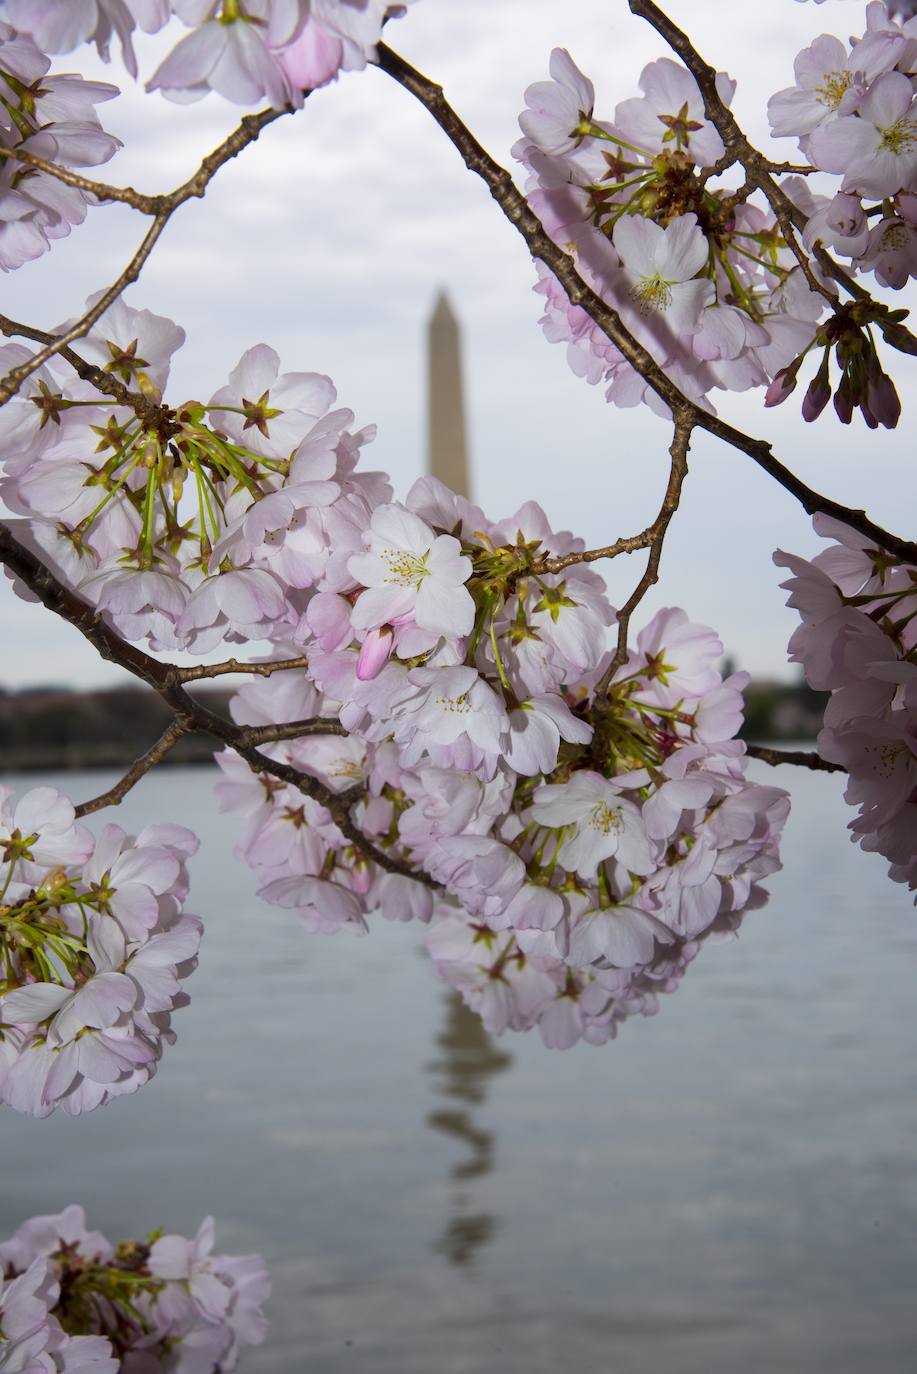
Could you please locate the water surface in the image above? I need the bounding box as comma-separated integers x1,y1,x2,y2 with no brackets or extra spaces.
2,763,916,1373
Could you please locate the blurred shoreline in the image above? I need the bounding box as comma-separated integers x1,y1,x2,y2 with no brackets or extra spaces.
0,675,828,772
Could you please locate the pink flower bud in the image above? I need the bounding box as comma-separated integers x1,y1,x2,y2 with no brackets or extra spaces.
352,861,372,896
764,367,796,408
356,627,394,681
801,373,831,423
833,376,855,425
866,371,901,429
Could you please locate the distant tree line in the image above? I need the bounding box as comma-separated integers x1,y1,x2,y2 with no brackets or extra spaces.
0,684,231,770
0,676,827,772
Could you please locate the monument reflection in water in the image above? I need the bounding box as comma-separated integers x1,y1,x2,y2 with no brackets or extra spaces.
427,991,512,1267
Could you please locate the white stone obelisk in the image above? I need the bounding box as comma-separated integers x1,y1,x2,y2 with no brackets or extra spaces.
427,291,470,499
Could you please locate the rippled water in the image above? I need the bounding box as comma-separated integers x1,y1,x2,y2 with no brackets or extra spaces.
2,763,916,1372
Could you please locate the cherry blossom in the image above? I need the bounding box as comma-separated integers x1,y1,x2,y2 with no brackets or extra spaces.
767,30,900,141
776,519,917,893
6,0,913,1072
0,1206,268,1370
349,503,474,639
0,24,121,271
212,507,791,1047
518,46,595,155
0,793,202,1117
808,70,917,198
3,1,171,76
515,49,824,420
147,0,411,105
613,56,735,166
530,772,654,881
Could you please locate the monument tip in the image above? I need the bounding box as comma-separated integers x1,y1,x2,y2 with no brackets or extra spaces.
430,289,457,324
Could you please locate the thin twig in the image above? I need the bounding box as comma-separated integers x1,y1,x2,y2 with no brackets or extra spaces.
74,716,195,816
0,212,170,406
0,313,164,423
0,106,291,216
760,162,815,175
539,529,655,574
375,43,917,563
0,106,295,407
237,718,349,747
0,147,162,209
177,656,310,682
746,744,846,774
595,412,693,700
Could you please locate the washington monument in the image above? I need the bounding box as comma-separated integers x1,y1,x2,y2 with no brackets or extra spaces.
427,291,470,500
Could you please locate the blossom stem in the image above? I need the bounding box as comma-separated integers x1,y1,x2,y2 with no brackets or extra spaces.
189,454,221,545
79,451,143,535
581,123,651,160
489,613,512,693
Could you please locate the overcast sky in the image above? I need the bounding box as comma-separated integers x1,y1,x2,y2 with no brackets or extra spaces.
1,0,913,689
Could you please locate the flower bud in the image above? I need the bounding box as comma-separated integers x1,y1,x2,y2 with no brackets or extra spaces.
801,372,831,423
833,373,855,425
866,369,901,430
352,860,372,895
764,366,797,408
827,193,865,239
356,627,394,681
141,434,160,469
801,351,832,423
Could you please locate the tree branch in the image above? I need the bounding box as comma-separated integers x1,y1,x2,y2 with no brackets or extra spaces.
177,656,310,682
236,718,349,747
746,744,846,774
539,529,655,574
595,412,693,700
0,213,171,406
0,106,292,216
375,43,917,563
0,105,295,407
0,522,431,886
0,313,166,426
75,716,195,817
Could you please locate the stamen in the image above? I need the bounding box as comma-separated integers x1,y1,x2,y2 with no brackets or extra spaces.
630,273,673,314
814,70,852,110
588,801,622,835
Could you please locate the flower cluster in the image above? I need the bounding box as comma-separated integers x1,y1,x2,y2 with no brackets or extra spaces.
4,0,413,107
775,517,917,893
0,1204,268,1370
0,299,794,1046
0,786,201,1116
765,1,917,424
0,22,121,272
514,48,828,419
0,299,382,655
211,486,790,1047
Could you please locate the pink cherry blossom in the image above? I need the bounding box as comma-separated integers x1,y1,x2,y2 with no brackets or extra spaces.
612,213,713,333
0,1206,268,1370
530,772,654,880
808,70,917,198
518,48,595,155
349,502,474,639
613,57,735,167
